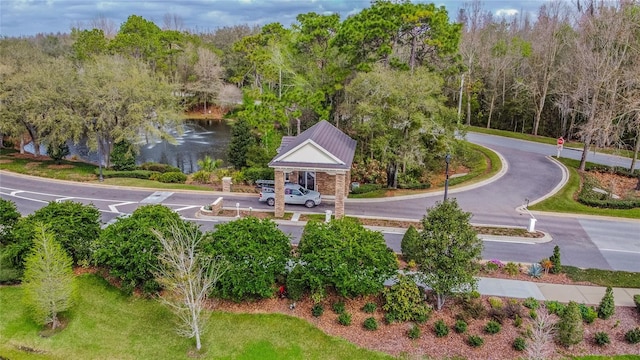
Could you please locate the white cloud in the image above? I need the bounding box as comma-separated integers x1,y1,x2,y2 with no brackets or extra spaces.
495,8,519,17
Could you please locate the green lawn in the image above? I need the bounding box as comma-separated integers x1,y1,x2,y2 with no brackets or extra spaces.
529,158,640,219
0,275,392,360
563,266,640,288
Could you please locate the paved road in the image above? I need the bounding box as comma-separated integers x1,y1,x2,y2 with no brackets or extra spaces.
1,133,638,271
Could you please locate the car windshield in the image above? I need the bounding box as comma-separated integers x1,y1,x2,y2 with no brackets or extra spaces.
301,188,309,195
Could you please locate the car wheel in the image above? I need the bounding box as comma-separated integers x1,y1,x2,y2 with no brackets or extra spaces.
305,200,315,208
267,198,275,206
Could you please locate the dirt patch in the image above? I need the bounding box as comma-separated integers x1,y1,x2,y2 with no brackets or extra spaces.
588,171,640,199
0,159,13,164
25,162,42,168
46,164,74,170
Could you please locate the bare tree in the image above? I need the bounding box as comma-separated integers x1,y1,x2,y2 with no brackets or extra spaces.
89,15,117,38
526,309,556,360
190,48,224,114
153,222,228,352
163,13,184,31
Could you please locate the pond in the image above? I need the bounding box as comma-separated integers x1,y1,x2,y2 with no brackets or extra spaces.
28,119,232,174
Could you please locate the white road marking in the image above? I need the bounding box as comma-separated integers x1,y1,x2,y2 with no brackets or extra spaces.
174,205,198,212
10,190,24,196
140,191,174,204
108,202,135,213
601,248,640,254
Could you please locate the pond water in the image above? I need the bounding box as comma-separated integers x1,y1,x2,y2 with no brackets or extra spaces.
27,119,232,174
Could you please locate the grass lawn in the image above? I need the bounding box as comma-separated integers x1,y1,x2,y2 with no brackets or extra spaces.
529,158,640,219
0,274,392,360
563,266,640,288
467,126,635,159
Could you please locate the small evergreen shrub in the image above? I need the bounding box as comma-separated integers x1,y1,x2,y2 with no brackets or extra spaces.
484,320,501,334
545,300,566,316
383,275,432,323
579,304,597,324
408,324,421,339
512,337,527,351
454,319,467,333
363,317,378,331
362,302,377,313
434,319,449,337
504,262,520,276
557,301,584,347
338,312,352,326
400,225,420,262
312,304,324,317
523,297,540,310
488,297,503,309
594,332,610,346
625,327,640,344
549,245,562,274
597,287,615,320
467,335,484,347
332,301,345,314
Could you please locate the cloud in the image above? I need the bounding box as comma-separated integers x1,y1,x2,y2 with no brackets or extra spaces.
495,8,519,17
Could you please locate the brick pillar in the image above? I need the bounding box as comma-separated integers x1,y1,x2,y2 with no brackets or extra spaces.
275,170,285,218
222,177,232,192
334,172,346,219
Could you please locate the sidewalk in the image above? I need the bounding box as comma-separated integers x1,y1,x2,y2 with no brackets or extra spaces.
478,277,640,307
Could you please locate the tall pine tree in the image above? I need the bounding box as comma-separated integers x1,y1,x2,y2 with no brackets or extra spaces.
227,118,254,170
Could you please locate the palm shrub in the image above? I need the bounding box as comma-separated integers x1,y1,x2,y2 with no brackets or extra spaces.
597,286,615,320
549,245,562,274
557,301,584,347
382,274,432,323
503,262,520,276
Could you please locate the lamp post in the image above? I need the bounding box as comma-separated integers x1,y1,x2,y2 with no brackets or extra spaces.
92,119,103,182
444,153,451,201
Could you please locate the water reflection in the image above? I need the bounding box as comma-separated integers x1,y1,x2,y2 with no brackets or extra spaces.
40,119,232,174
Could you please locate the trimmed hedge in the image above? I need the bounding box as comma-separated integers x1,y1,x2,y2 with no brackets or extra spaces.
350,183,383,194
578,173,640,209
98,169,156,179
155,172,187,183
138,162,181,173
243,167,274,184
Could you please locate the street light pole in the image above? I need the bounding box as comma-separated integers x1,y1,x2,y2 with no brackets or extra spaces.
444,153,451,202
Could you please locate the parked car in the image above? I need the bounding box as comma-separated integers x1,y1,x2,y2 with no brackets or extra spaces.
258,183,321,208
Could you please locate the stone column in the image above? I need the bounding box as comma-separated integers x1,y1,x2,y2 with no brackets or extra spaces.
222,177,232,192
334,172,346,219
275,170,285,218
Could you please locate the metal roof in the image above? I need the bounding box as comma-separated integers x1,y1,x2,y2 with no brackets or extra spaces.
269,120,356,170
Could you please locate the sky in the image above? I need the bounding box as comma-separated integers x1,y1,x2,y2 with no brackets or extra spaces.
0,0,548,38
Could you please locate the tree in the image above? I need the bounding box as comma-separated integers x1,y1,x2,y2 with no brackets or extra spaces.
415,199,483,310
293,218,398,298
188,47,224,113
0,198,20,245
597,286,615,320
153,221,228,352
549,245,562,274
47,142,70,165
400,225,420,263
110,140,137,171
202,217,291,301
22,224,75,330
557,301,584,347
93,205,182,293
227,118,254,169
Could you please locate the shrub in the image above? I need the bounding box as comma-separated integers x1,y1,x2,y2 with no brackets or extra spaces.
362,302,377,314
545,300,566,316
408,324,421,339
597,286,615,320
512,337,527,351
383,275,432,323
528,263,543,278
529,309,538,320
110,140,136,171
504,299,523,319
243,167,274,184
138,162,181,173
434,319,449,337
488,297,503,309
203,217,292,301
312,304,324,317
513,315,523,328
625,328,640,344
384,312,396,325
332,301,346,314
579,304,597,324
93,205,183,293
156,171,187,183
285,265,306,301
363,317,378,331
484,260,502,272
594,331,610,346
484,320,501,334
350,183,383,194
338,312,352,326
504,262,520,276
549,245,562,274
557,301,584,347
458,297,487,321
190,170,212,183
47,142,70,164
401,225,420,263
297,218,398,298
454,319,467,333
540,258,553,274
467,335,484,347
101,169,155,179
523,297,540,310
489,307,507,324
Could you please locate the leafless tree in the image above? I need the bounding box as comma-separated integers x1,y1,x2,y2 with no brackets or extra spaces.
163,13,184,31
526,309,556,360
153,222,228,352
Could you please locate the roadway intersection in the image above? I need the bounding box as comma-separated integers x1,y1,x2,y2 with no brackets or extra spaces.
1,133,638,271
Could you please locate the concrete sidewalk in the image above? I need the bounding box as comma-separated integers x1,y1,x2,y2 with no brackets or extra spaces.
478,277,640,307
